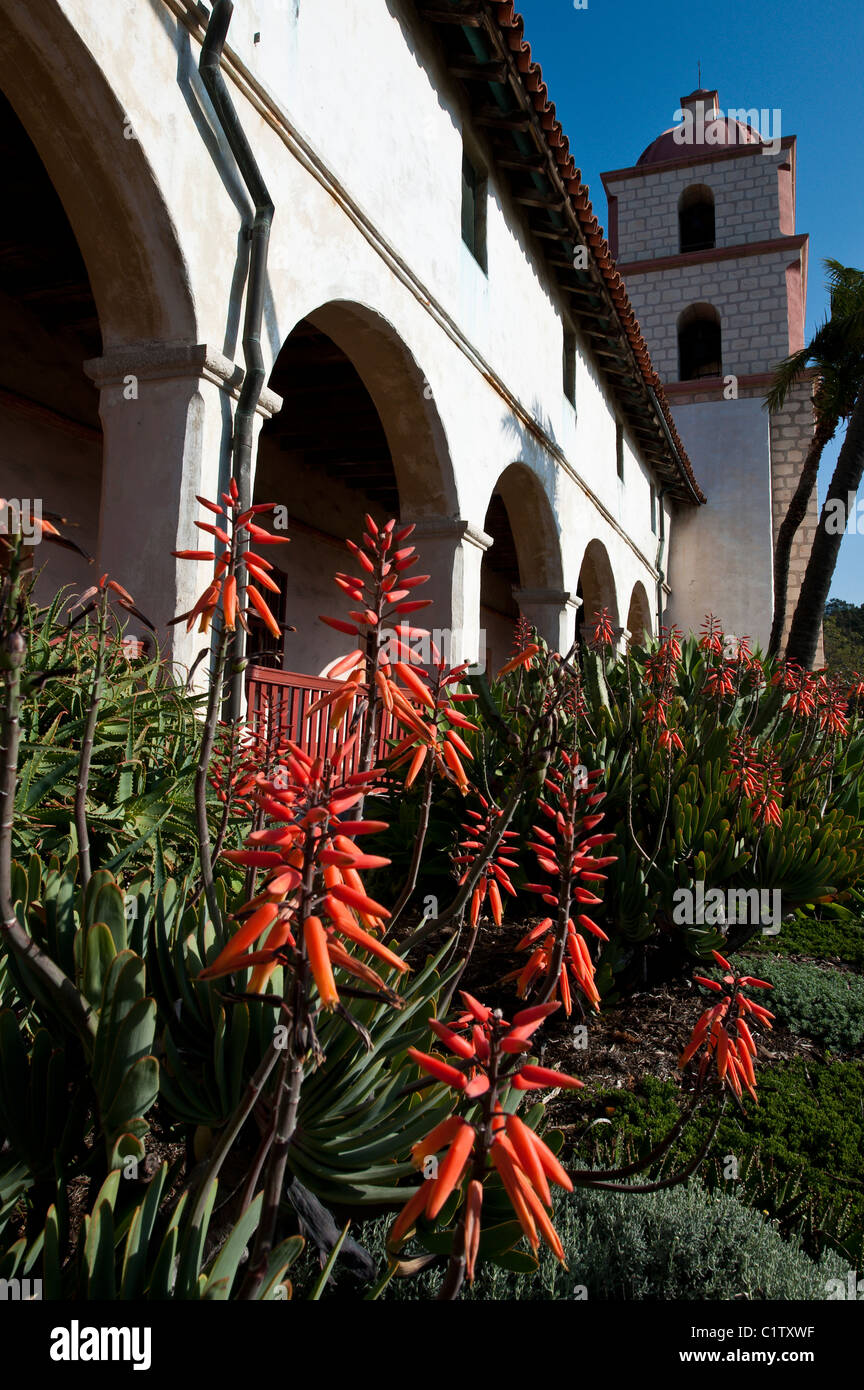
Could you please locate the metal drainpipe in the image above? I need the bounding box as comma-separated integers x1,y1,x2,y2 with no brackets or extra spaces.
655,486,670,634
200,0,275,719
646,383,700,636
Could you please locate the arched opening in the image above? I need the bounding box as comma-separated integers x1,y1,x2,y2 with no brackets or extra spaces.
479,464,563,671
0,87,102,598
626,581,653,646
253,303,456,675
481,492,521,672
577,539,619,646
677,303,722,382
0,1,196,614
0,4,195,350
678,184,715,254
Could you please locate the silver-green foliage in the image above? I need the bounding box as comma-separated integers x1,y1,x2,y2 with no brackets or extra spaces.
383,1179,846,1302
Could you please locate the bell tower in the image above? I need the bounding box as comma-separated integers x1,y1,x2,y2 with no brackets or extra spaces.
602,90,816,650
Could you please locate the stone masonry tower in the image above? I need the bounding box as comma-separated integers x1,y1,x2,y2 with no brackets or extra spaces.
602,89,816,650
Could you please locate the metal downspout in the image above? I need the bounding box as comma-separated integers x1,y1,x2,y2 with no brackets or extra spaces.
200,0,275,718
655,486,670,634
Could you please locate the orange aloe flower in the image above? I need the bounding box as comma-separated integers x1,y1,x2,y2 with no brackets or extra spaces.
678,949,774,1102
514,756,614,1012
496,642,540,680
171,482,286,638
308,518,433,733
451,797,519,929
389,999,580,1283
198,752,408,1012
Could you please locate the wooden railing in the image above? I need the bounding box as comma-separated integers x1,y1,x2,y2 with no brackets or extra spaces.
246,666,398,772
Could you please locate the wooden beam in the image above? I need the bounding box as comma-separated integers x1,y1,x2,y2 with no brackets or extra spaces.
472,105,532,130
492,151,548,173
448,58,508,83
579,322,615,340
417,3,484,23
528,220,572,242
514,190,565,210
563,285,604,306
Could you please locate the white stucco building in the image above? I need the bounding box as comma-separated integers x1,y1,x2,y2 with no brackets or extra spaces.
0,3,813,692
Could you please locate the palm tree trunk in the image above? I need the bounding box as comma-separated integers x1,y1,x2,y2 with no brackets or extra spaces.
768,414,837,656
785,385,864,668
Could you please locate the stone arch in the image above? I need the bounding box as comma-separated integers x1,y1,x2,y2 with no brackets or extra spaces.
491,463,565,592
0,1,196,348
0,3,197,622
678,183,715,254
252,301,458,674
301,300,458,519
577,539,620,633
626,581,653,645
677,302,722,382
480,463,566,667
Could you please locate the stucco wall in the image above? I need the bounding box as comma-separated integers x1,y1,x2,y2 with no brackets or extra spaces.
666,398,774,645
0,404,101,606
2,0,688,671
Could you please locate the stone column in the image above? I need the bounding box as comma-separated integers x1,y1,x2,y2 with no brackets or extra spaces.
85,343,281,675
514,587,582,653
400,517,492,671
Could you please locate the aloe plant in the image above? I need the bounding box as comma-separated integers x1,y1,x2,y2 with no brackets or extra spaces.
3,1164,302,1300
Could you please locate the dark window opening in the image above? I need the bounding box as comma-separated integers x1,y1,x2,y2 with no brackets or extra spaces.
563,330,577,407
461,150,487,270
678,184,716,254
616,418,625,481
678,303,722,381
481,490,520,675
650,483,657,535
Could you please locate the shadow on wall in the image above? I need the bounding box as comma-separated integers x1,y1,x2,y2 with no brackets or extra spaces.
153,0,287,494
577,539,619,632
626,580,653,645
481,414,567,665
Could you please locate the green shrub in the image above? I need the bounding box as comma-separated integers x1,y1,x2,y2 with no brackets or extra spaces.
15,592,204,875
449,627,864,993
373,1180,844,1301
584,1062,864,1261
735,955,864,1051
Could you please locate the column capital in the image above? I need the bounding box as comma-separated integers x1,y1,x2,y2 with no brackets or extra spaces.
514,587,582,611
84,342,283,418
402,516,493,552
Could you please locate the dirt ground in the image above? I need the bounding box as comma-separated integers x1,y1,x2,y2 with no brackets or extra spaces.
435,917,835,1143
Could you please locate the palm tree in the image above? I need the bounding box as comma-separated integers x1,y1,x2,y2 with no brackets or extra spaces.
785,378,864,668
765,261,864,657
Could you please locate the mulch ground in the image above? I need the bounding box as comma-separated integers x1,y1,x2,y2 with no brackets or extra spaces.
426,917,837,1141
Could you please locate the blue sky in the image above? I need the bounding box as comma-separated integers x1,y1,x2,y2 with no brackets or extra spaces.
515,0,863,603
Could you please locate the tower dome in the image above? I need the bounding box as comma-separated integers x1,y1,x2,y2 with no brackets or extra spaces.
637,89,763,165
